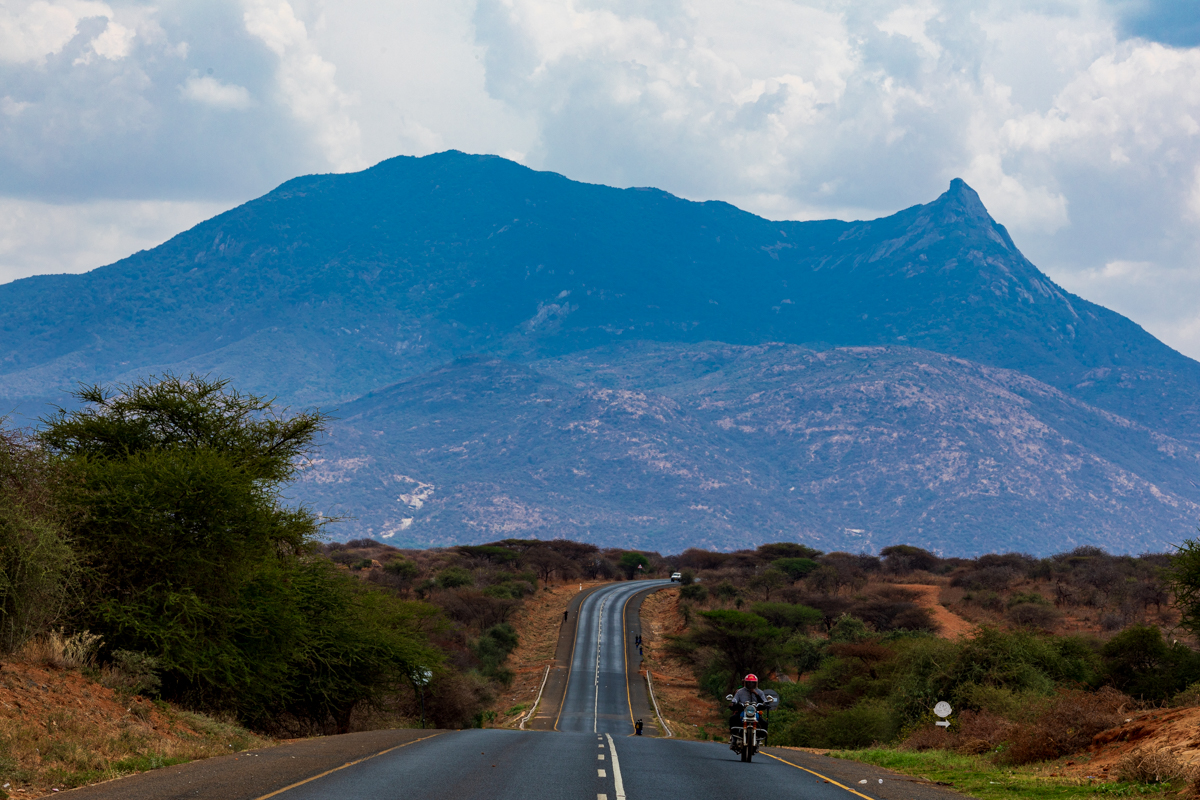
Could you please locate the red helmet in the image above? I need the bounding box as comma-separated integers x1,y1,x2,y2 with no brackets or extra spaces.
744,673,759,686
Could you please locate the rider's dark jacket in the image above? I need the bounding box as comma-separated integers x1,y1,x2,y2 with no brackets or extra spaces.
731,687,769,707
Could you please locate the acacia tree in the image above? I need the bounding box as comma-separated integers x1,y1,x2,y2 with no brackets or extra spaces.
40,375,439,730
618,551,650,579
1170,536,1200,634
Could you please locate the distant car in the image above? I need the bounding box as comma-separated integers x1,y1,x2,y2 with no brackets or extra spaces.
670,572,682,582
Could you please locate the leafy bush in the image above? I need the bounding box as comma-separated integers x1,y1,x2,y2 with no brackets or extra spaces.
472,623,519,685
680,584,707,601
750,602,823,632
437,567,474,589
0,429,77,652
777,699,899,748
1101,625,1200,701
829,615,870,643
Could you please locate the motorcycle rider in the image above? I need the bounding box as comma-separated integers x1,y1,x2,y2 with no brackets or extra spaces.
729,673,769,745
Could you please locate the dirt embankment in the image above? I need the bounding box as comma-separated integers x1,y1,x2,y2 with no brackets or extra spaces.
0,660,265,799
638,588,727,740
1039,705,1200,782
483,580,609,728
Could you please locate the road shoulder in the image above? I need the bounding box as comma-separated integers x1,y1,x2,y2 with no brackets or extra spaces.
58,729,450,800
763,746,967,800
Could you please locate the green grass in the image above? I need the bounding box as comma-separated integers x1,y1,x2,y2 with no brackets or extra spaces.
829,749,1180,800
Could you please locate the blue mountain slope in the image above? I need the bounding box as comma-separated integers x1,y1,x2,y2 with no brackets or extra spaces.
1,151,1197,442
2,151,1198,553
300,343,1200,555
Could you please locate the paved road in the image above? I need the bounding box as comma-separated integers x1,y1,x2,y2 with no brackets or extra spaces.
555,579,672,735
61,579,966,800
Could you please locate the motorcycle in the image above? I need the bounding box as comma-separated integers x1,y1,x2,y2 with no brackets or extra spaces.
726,696,770,762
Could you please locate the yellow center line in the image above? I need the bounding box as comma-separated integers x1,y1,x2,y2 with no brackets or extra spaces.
761,750,878,800
252,732,446,799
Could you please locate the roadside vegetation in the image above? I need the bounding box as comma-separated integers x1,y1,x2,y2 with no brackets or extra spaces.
0,374,668,793
652,542,1200,795
7,373,1200,796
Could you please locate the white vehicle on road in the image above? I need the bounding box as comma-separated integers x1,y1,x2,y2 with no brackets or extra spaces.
670,572,682,582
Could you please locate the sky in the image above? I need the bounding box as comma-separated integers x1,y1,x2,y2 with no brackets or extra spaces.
2,0,1199,357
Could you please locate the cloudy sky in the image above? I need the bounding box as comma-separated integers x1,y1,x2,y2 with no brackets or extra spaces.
2,0,1199,356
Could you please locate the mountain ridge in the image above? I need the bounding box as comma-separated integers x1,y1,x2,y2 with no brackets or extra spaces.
2,151,1198,553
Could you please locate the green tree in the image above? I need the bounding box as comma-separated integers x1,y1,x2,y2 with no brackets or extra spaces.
0,427,77,652
618,551,650,580
1171,536,1200,634
39,375,439,728
774,558,820,583
687,610,783,692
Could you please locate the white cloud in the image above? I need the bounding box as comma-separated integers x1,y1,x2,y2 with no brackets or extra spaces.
181,74,253,110
0,0,116,63
0,0,1199,362
0,197,233,284
877,0,941,60
88,17,133,59
243,0,364,171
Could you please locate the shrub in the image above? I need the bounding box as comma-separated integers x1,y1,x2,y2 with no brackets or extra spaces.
829,615,870,643
1006,603,1060,631
1007,592,1050,608
101,649,163,696
880,545,940,574
1113,748,1191,785
472,623,519,686
1002,687,1127,765
778,699,899,748
963,590,1004,611
437,567,473,589
0,428,77,653
750,602,823,633
713,580,739,601
1101,625,1200,701
678,569,696,586
680,584,708,601
18,629,102,670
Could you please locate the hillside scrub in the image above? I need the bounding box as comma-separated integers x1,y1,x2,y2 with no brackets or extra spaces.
659,540,1197,765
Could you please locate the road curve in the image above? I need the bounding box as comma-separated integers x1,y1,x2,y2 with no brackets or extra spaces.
555,579,672,735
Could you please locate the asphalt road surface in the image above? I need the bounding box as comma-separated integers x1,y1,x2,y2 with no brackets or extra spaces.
61,580,964,800
556,579,672,734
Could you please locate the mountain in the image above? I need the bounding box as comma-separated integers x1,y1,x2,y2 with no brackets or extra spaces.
299,343,1200,556
2,151,1198,554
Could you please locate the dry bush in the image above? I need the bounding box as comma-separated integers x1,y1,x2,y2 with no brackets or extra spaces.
1002,687,1129,765
17,629,102,669
900,710,1013,755
955,710,1015,755
1114,748,1192,785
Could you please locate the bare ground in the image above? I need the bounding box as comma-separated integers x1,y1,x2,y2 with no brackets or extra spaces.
0,660,265,799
